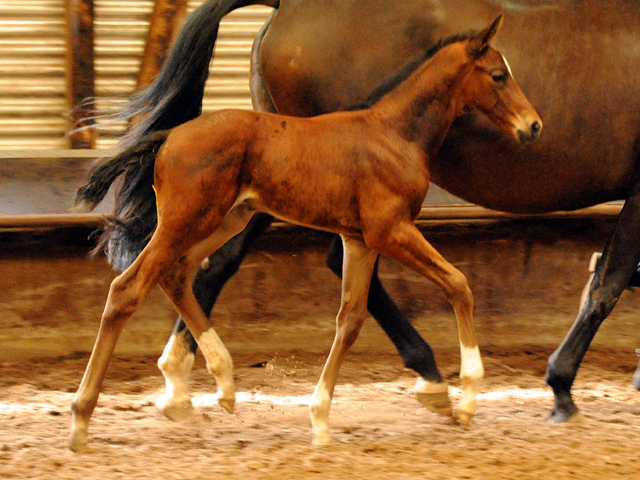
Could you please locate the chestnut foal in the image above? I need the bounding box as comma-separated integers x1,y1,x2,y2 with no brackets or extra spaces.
71,16,540,450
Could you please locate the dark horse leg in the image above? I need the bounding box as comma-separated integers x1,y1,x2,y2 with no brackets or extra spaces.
583,253,640,391
546,172,640,421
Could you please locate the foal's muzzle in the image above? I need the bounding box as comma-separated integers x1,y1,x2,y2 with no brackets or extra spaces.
516,117,542,144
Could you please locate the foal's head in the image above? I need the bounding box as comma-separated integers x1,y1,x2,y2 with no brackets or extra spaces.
460,16,542,144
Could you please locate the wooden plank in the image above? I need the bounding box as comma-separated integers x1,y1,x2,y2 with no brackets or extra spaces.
0,204,624,229
137,0,189,89
65,0,96,149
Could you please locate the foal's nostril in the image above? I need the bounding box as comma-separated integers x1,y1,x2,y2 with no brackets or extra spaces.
531,121,541,135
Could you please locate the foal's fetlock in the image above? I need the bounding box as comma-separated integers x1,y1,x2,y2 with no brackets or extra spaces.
414,378,453,416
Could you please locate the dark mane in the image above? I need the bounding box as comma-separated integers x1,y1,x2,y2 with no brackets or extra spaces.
347,31,476,111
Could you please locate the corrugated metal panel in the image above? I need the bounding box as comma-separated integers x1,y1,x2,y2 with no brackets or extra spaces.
0,0,66,149
0,1,272,150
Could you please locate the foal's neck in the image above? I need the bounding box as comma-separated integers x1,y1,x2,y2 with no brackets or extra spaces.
371,45,470,158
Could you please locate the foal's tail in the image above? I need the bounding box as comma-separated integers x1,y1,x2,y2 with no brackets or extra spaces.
77,0,279,271
74,131,170,271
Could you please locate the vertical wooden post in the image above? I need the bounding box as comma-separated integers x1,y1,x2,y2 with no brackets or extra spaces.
138,0,190,89
66,0,96,149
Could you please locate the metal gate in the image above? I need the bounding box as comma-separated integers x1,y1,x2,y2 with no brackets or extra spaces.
0,1,272,150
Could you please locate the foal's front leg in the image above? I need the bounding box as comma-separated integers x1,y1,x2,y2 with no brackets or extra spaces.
310,235,378,445
325,236,450,415
370,221,484,425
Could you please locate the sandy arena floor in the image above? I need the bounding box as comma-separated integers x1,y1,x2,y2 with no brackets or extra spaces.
1,345,640,479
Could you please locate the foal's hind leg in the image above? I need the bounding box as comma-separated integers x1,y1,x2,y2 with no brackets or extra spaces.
310,235,378,445
69,239,175,451
156,213,274,420
159,206,257,415
368,221,483,426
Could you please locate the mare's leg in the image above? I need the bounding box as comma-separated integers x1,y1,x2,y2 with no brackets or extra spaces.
158,206,258,414
310,235,378,445
546,187,640,422
69,235,183,452
367,222,483,425
326,236,450,415
156,213,273,419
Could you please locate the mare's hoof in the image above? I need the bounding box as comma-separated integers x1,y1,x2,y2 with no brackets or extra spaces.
546,409,585,424
218,396,235,414
414,378,453,417
156,396,194,421
632,371,640,391
416,391,453,417
632,349,640,391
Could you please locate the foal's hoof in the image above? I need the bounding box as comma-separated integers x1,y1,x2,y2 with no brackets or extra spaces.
454,407,475,427
218,396,235,414
156,395,194,422
414,378,453,417
68,430,88,453
312,433,332,446
547,409,586,424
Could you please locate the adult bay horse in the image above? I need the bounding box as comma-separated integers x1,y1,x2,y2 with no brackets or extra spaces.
83,0,640,424
71,19,541,450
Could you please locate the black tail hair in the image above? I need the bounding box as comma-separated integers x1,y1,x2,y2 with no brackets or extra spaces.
75,131,170,271
77,0,278,271
115,0,276,140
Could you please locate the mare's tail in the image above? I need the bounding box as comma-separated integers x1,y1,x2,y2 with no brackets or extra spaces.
77,0,279,271
75,131,170,271
115,0,279,140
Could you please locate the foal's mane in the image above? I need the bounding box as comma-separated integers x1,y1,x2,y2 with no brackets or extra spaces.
347,31,476,111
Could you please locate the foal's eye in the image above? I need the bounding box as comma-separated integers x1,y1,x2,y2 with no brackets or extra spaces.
491,73,508,84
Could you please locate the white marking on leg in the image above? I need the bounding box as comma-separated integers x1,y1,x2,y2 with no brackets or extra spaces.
156,333,195,420
456,344,484,424
309,379,332,445
413,377,453,416
460,345,484,383
198,328,235,412
414,377,449,394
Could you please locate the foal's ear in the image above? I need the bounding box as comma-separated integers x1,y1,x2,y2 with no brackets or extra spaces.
467,15,504,58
